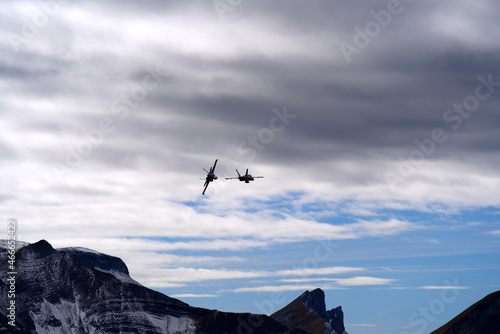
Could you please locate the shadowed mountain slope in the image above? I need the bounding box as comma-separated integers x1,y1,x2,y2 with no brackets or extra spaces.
430,290,500,334
271,288,347,334
0,240,331,333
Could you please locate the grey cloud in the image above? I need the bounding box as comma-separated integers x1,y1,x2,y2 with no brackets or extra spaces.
1,0,500,197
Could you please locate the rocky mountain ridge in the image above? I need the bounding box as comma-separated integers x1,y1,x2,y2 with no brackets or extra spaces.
2,239,499,333
0,239,345,333
271,289,347,334
430,290,500,334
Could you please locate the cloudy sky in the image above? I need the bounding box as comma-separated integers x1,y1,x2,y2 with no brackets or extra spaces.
2,0,500,333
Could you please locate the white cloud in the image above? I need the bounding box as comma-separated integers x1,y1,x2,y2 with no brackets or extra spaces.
228,285,344,293
51,237,269,253
133,266,367,289
280,275,395,287
417,285,470,290
430,2,500,49
389,285,470,290
487,230,500,236
226,275,395,292
333,276,395,286
276,266,364,278
349,324,377,328
170,294,219,298
139,267,268,287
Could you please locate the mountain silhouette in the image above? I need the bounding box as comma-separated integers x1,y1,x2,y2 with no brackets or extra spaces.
0,240,344,333
430,290,500,334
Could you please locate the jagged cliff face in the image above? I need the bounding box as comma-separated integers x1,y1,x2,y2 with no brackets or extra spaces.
0,240,337,334
271,289,347,334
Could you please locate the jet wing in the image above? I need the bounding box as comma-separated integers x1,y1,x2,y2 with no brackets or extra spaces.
202,180,210,195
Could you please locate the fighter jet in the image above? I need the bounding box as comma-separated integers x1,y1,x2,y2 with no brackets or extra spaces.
225,169,264,183
201,159,218,195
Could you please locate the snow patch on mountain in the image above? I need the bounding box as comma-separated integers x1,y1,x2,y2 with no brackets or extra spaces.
31,299,96,334
145,314,197,334
59,246,103,255
95,267,142,285
0,239,30,250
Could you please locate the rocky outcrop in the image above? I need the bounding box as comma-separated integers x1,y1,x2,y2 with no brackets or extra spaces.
271,288,347,334
0,240,201,333
430,290,500,334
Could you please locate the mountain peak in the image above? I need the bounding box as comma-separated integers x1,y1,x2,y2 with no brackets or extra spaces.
17,239,56,260
430,290,500,334
0,239,311,333
302,289,327,319
272,288,347,334
57,247,130,275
